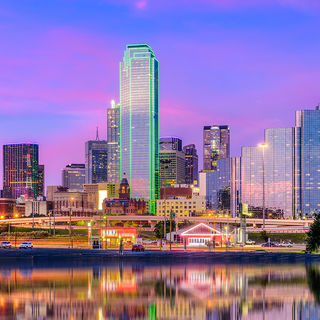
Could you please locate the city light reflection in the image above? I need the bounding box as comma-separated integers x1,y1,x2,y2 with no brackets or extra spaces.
0,264,318,319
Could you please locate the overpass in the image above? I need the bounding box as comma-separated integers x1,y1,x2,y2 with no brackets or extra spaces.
0,215,313,229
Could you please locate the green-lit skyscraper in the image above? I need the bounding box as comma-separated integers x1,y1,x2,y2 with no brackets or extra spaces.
120,44,159,213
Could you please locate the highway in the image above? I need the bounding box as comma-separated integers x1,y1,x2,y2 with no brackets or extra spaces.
0,215,313,229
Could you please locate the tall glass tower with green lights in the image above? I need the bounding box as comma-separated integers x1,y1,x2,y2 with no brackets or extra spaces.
120,44,159,213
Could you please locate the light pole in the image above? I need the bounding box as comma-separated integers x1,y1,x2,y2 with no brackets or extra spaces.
258,143,268,230
160,159,171,251
69,197,75,248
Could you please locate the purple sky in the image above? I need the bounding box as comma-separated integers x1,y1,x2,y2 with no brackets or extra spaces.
1,0,320,188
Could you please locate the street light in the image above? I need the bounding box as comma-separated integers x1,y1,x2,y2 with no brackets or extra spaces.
69,197,75,248
258,143,268,230
160,158,172,251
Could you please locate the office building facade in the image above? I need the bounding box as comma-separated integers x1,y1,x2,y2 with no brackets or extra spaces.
230,157,241,216
241,127,298,218
203,125,230,170
3,144,39,199
85,139,108,184
159,150,186,188
183,144,199,185
295,106,320,216
62,164,86,192
200,158,231,210
120,44,159,213
160,137,182,151
107,100,120,184
38,164,45,197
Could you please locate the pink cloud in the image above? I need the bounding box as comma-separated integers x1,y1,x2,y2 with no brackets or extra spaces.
0,27,120,115
135,0,147,9
112,0,320,11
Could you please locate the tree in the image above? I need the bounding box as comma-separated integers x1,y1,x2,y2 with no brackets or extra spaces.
306,215,320,252
154,221,176,239
260,230,269,242
306,265,320,303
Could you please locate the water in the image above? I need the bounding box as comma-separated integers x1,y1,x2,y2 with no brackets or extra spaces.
0,263,320,319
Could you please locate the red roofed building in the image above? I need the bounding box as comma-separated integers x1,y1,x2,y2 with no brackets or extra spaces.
180,223,229,246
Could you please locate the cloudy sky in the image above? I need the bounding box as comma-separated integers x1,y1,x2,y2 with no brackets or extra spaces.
1,0,320,186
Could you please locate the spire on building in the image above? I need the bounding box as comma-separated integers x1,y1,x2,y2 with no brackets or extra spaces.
96,126,99,141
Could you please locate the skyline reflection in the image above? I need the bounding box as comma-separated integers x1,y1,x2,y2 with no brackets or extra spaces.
0,264,319,319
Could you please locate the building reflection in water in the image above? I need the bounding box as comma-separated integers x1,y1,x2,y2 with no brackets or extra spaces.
0,264,319,319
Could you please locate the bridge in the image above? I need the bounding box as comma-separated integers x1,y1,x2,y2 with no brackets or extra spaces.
0,215,313,230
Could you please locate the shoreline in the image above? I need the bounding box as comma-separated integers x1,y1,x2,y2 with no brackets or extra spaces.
0,248,319,269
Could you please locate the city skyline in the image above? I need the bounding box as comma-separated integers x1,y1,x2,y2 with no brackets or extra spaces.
1,0,320,187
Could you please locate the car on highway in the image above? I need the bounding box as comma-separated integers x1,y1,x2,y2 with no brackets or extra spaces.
19,242,33,249
132,244,145,252
0,241,12,249
279,241,293,248
261,242,279,247
143,239,157,245
246,240,256,245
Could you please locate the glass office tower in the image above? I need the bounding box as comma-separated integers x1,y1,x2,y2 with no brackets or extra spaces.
85,139,108,184
62,164,86,192
295,105,320,216
264,128,294,217
107,100,120,184
3,144,39,199
231,157,241,216
241,128,294,218
160,137,182,151
203,125,230,171
199,158,231,210
183,144,199,185
120,44,159,213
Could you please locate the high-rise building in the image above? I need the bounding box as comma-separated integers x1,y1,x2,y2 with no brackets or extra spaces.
62,164,86,192
160,137,182,151
159,149,186,188
85,131,108,184
120,44,159,213
3,144,39,199
183,144,199,185
295,105,320,216
38,164,45,197
107,100,120,184
241,128,295,218
200,158,231,210
203,125,230,170
230,157,241,216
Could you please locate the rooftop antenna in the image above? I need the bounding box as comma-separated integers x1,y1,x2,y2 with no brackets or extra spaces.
96,126,99,141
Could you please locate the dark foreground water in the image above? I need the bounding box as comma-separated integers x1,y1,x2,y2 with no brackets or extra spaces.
0,262,320,319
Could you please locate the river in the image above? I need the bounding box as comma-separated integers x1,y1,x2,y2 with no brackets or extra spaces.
0,262,319,319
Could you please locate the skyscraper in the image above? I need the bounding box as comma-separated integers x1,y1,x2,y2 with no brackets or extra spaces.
62,164,86,192
85,131,108,184
230,157,241,216
203,125,230,170
38,164,45,197
241,128,296,218
295,105,320,216
107,100,120,184
159,149,186,188
183,144,199,185
120,44,159,213
160,137,182,151
200,158,231,210
3,144,39,199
